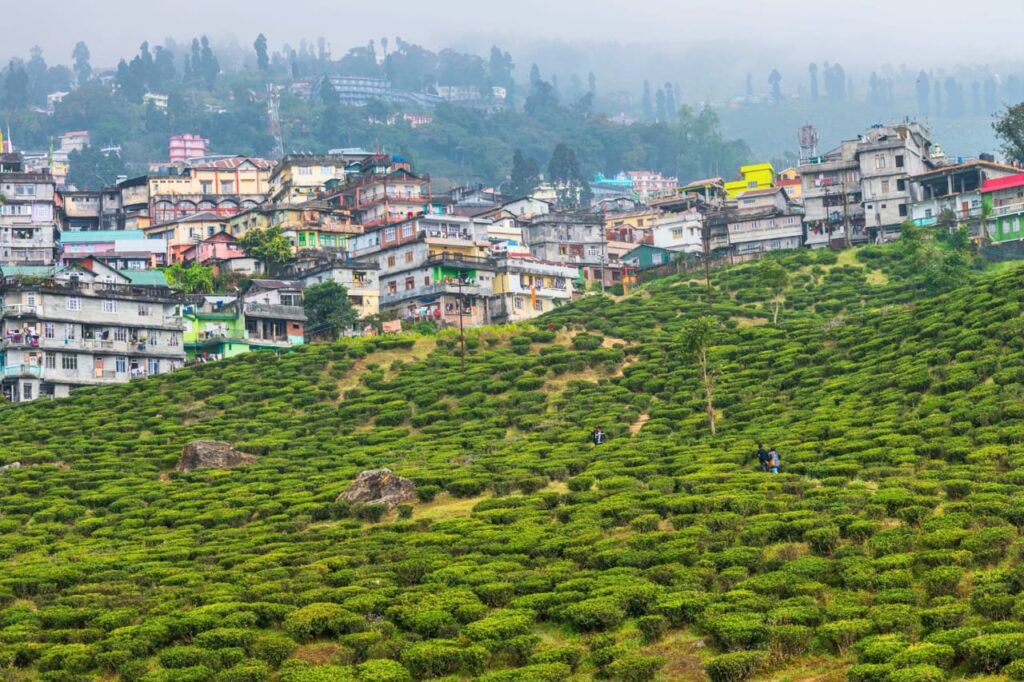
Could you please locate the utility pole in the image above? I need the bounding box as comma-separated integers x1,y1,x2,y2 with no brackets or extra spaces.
457,275,466,373
700,207,714,312
842,179,851,248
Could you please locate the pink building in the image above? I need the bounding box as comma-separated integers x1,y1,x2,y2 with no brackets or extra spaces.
169,134,210,163
626,170,679,200
181,232,248,267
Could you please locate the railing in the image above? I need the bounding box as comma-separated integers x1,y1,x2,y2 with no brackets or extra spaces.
380,282,483,305
3,304,39,316
1,364,42,378
0,277,184,302
991,202,1024,218
425,253,492,267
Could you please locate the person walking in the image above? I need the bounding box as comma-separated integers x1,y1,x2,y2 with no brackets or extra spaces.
768,447,781,474
591,427,606,445
756,443,770,472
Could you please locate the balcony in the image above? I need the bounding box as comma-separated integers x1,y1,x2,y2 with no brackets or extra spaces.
1,364,43,379
425,253,493,269
3,304,40,317
243,303,306,321
991,202,1024,218
381,282,484,306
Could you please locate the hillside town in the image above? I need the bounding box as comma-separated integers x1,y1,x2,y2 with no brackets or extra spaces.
2,119,1023,402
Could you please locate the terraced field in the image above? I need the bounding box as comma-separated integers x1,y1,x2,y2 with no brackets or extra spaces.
3,244,1024,681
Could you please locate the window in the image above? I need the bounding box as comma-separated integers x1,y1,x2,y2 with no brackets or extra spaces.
22,383,32,400
138,304,151,317
64,324,76,340
402,223,413,237
898,204,908,217
148,332,159,346
44,352,56,369
424,276,430,286
102,299,117,313
168,334,179,347
895,155,905,168
220,180,234,193
925,208,934,218
116,356,127,373
43,322,54,339
384,227,396,241
387,281,397,294
515,297,523,309
62,354,78,370
320,166,333,175
14,184,36,196
114,327,127,342
404,252,413,263
897,178,906,191
298,166,313,176
404,277,415,290
881,180,890,194
387,255,396,267
200,181,213,194
874,155,886,170
148,359,160,375
66,296,81,311
26,292,35,306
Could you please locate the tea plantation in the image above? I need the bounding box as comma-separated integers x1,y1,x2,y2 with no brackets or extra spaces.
5,245,1024,681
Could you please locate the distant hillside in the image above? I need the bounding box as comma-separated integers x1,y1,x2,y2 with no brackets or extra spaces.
4,244,1024,681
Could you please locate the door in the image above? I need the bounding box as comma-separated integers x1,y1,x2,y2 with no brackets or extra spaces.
961,201,969,218
94,357,104,379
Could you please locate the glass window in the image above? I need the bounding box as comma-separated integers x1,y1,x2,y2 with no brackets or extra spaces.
61,354,78,370
874,155,886,170
64,324,76,340
402,223,413,237
102,299,117,313
220,180,234,193
148,331,159,346
66,296,81,311
22,383,32,400
44,352,56,369
138,304,151,317
384,227,396,241
43,322,54,339
116,356,127,373
168,333,179,347
895,155,905,168
148,359,160,375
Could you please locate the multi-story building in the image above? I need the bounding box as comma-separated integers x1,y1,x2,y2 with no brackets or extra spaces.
859,122,935,239
180,233,259,275
57,190,102,231
147,156,271,223
60,230,169,270
726,188,805,261
285,256,380,321
0,258,185,401
240,280,306,347
909,159,1018,237
169,134,209,164
268,152,372,205
625,170,679,200
981,173,1024,244
489,256,578,323
227,203,362,253
143,211,229,262
724,163,775,198
798,140,866,248
338,168,430,228
521,213,608,287
0,172,59,265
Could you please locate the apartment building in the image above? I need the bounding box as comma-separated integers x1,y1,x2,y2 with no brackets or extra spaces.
489,256,578,323
859,122,935,239
285,256,380,320
338,169,430,228
908,159,1018,238
0,259,184,401
798,140,865,248
521,213,608,286
268,152,371,205
726,188,805,261
147,156,271,223
0,172,59,265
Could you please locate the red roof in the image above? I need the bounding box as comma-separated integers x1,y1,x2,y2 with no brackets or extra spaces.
981,173,1024,193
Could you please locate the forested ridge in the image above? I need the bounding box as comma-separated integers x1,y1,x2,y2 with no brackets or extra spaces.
4,245,1024,681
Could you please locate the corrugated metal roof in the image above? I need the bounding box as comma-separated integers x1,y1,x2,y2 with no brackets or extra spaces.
981,173,1024,193
124,270,169,287
60,230,148,243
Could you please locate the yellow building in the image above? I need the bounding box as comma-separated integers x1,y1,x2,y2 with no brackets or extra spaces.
724,163,776,198
777,167,803,201
227,205,362,253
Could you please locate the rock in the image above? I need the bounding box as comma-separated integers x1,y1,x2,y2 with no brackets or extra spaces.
0,461,21,473
338,468,417,507
176,440,258,473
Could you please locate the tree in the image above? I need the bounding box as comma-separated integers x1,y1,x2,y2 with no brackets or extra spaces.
66,145,127,190
200,36,219,89
303,281,358,340
547,143,591,210
3,61,29,109
808,63,819,101
509,149,540,198
72,41,91,85
994,103,1024,164
642,80,653,122
254,34,269,71
164,263,214,294
588,72,597,95
768,69,782,103
682,316,718,435
239,227,293,274
758,259,790,324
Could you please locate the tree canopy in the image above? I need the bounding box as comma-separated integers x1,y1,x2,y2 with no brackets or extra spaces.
303,281,359,340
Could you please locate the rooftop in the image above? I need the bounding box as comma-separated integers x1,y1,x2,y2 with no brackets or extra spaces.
981,173,1024,194
60,230,148,243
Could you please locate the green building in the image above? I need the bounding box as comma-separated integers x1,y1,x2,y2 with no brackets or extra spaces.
622,244,673,270
981,174,1024,244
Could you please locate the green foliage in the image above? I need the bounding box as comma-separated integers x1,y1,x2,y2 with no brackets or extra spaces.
704,650,769,682
304,281,359,340
164,263,213,294
239,226,293,274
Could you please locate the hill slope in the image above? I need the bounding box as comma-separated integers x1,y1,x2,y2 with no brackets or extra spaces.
3,247,1024,681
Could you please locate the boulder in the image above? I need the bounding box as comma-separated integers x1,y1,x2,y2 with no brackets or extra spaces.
176,440,258,473
338,468,417,507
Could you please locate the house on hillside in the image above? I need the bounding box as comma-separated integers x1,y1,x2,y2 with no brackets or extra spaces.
0,258,184,401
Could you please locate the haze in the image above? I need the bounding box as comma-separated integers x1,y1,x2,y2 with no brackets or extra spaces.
6,0,1024,70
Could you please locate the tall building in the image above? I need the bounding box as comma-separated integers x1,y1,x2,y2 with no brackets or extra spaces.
169,134,209,164
0,172,59,265
0,259,185,402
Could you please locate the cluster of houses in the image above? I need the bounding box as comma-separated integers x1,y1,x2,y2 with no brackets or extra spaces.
3,119,1024,402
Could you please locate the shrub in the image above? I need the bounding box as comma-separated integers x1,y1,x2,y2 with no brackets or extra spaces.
248,632,297,666
399,640,486,679
846,663,893,682
703,651,768,682
563,598,626,631
355,659,413,682
703,613,769,650
637,615,669,643
606,654,664,682
923,566,964,597
1005,659,1024,680
887,664,946,682
284,604,367,642
961,633,1024,673
889,643,955,669
816,619,874,653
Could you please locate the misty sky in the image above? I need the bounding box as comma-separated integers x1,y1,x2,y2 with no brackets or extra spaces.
6,0,1024,69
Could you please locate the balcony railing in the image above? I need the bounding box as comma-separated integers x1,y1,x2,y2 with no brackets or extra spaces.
381,282,483,305
3,304,40,316
243,303,307,321
991,202,1024,218
1,364,43,378
425,253,493,268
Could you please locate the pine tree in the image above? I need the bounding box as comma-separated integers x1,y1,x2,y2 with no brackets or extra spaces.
510,149,540,198
72,41,91,85
254,34,269,71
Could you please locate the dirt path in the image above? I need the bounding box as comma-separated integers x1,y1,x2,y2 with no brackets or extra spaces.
333,337,434,403
629,413,650,434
